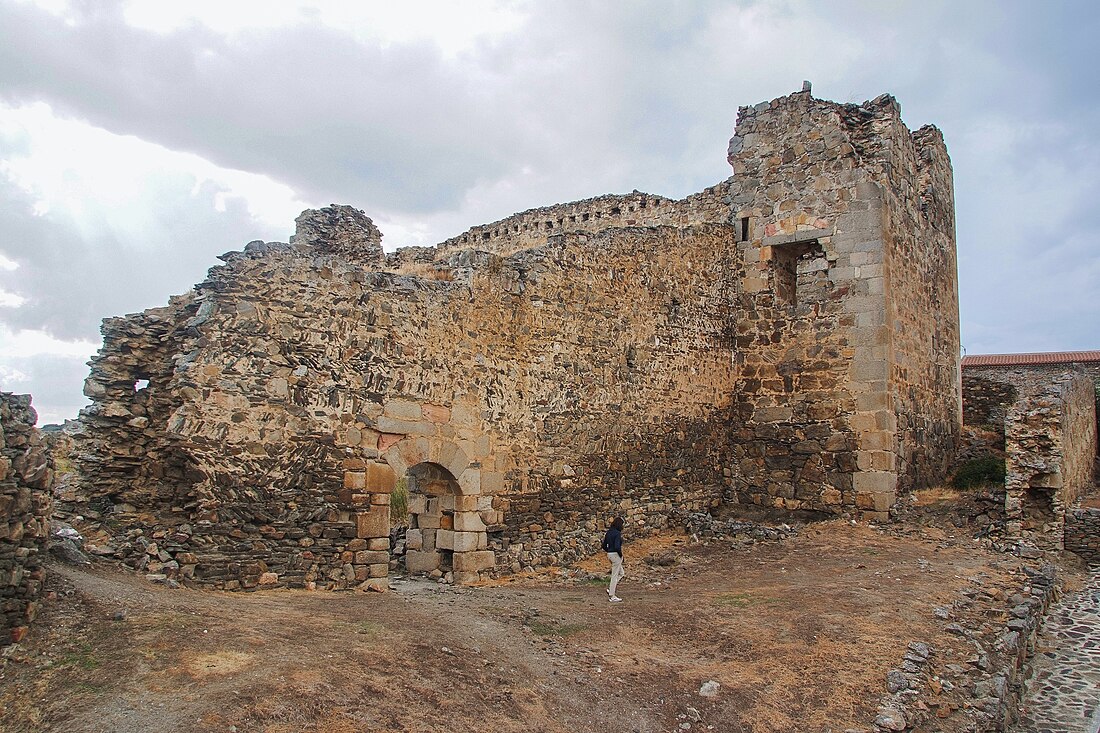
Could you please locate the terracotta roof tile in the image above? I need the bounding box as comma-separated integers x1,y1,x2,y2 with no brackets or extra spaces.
962,351,1100,368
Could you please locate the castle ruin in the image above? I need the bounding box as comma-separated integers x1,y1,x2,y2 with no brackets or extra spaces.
67,87,961,589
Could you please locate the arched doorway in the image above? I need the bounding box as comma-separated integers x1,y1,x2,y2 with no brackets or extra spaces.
402,462,462,577
378,436,498,585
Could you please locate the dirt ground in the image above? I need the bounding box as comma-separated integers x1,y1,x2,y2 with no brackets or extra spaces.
0,518,1038,733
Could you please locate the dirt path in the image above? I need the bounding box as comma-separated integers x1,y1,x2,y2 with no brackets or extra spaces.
1,520,1032,733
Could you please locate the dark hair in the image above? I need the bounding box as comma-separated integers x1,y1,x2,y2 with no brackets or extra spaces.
610,516,624,530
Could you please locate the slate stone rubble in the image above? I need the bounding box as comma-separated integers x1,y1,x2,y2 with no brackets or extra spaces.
0,393,53,646
864,564,1057,733
64,87,961,591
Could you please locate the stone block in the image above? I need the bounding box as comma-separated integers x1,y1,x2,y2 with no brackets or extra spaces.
405,550,441,573
853,472,897,495
368,538,390,551
398,436,431,468
440,443,471,478
453,571,481,586
453,550,495,572
259,572,279,585
368,563,388,578
378,433,402,451
858,430,895,452
856,450,896,471
407,495,427,515
344,471,366,490
371,493,390,506
436,529,454,550
421,529,437,550
354,551,389,565
355,506,390,539
452,531,480,552
480,471,505,494
384,399,422,420
366,462,396,493
405,528,423,550
418,512,441,530
454,495,479,511
454,511,486,532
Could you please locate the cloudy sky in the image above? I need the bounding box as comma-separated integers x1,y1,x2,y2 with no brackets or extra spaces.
0,0,1097,424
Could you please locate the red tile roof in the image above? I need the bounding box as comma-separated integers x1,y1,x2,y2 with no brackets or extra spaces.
962,351,1100,368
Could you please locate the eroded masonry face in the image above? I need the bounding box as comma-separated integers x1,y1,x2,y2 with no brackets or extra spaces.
69,88,961,589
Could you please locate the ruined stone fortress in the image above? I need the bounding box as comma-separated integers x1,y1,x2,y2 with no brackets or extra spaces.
56,87,961,590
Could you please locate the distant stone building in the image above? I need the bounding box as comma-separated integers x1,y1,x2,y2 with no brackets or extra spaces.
68,87,961,589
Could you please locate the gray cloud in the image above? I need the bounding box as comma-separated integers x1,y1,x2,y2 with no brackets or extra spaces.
0,0,1098,422
0,172,285,341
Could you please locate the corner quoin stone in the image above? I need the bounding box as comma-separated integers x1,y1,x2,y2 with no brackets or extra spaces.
355,506,390,539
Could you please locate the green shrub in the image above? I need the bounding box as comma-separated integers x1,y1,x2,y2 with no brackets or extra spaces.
390,477,409,526
952,456,1006,489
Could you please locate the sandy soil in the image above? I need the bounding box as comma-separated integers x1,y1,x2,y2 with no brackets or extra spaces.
0,519,1033,733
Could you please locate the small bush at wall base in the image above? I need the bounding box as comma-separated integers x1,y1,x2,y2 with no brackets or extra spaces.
952,456,1006,489
391,477,409,526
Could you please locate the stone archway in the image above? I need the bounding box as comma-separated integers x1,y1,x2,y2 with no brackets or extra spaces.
380,437,497,585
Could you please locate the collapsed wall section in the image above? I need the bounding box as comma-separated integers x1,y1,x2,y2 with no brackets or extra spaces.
1,393,52,645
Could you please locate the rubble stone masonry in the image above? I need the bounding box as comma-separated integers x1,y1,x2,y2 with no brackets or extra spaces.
69,88,961,588
1003,373,1097,551
1,393,52,644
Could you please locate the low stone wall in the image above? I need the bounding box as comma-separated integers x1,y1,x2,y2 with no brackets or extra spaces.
1065,507,1100,565
869,564,1057,732
1,393,53,646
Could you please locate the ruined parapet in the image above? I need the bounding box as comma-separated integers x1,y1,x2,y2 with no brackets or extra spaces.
0,393,53,645
428,191,676,260
291,204,384,263
1003,372,1097,551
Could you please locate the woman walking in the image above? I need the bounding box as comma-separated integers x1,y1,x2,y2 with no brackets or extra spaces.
602,516,625,602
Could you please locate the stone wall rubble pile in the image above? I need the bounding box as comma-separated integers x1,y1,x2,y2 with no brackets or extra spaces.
0,393,52,645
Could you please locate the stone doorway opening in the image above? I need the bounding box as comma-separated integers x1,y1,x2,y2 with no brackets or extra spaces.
402,462,458,577
401,461,490,581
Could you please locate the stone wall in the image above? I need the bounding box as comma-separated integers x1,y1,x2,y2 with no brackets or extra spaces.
73,218,739,588
1003,372,1097,550
962,374,1018,429
1064,507,1100,565
964,363,1100,454
69,87,961,587
1,393,52,645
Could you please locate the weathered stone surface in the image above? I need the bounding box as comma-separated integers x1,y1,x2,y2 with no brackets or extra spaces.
62,87,961,589
1,393,53,645
453,550,495,572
